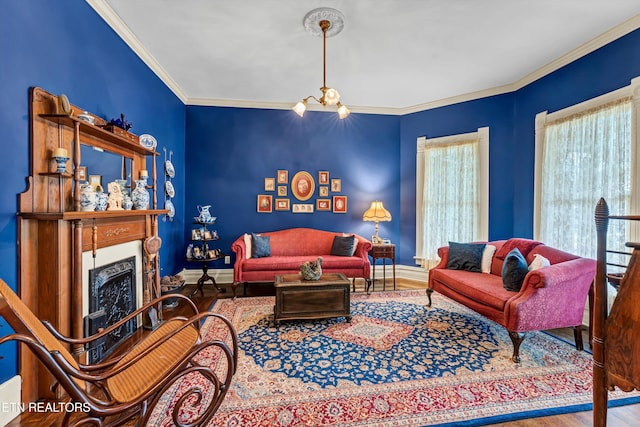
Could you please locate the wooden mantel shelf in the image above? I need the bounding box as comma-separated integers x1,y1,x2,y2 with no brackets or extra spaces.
18,209,168,221
39,114,159,156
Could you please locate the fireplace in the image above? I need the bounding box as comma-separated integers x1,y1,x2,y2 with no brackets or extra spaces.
85,256,137,363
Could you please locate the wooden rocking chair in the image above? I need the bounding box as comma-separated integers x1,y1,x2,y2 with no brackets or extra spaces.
0,279,237,426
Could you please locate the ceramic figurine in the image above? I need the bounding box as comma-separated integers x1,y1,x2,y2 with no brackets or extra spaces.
106,182,124,210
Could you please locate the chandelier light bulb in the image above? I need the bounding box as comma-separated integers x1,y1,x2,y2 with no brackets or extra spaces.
324,88,340,106
337,103,350,119
292,100,307,117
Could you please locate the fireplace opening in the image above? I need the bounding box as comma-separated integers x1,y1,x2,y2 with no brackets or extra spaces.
84,256,137,364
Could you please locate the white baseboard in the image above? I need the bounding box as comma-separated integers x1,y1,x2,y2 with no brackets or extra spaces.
179,265,428,286
0,376,22,426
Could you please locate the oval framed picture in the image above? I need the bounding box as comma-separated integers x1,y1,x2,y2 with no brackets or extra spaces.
291,171,315,201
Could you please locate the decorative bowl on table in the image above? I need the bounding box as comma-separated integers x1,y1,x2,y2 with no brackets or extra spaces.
300,257,323,281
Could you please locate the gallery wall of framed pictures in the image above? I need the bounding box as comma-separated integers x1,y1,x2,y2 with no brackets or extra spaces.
257,169,347,214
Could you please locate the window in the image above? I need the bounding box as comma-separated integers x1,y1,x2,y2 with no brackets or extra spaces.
416,127,489,268
534,78,640,260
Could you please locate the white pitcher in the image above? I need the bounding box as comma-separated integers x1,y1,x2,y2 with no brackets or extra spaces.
197,205,212,222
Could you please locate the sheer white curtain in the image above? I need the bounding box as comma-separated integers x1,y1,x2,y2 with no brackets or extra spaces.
416,128,488,268
537,98,632,259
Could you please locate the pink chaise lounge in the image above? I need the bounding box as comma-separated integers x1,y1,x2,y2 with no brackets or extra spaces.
231,228,372,296
428,238,596,362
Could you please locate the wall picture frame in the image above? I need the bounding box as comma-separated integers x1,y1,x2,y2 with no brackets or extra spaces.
319,186,329,197
277,170,288,184
316,199,331,211
291,170,315,201
264,177,275,191
278,185,287,196
89,175,102,191
275,198,290,211
318,171,329,185
292,203,314,213
77,166,87,182
331,178,341,192
257,194,272,213
333,195,347,213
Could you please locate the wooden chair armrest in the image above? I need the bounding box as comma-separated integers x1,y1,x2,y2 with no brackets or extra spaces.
43,294,199,346
89,311,237,381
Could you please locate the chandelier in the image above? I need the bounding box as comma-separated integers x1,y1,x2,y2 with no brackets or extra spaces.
292,8,350,119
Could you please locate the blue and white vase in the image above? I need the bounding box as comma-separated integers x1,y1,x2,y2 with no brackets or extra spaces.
115,179,129,197
132,179,149,210
122,194,133,210
95,191,108,211
80,183,97,211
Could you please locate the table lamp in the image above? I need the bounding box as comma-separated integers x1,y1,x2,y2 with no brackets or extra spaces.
362,201,392,243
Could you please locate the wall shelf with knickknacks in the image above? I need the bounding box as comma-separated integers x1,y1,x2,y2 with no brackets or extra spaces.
163,147,176,222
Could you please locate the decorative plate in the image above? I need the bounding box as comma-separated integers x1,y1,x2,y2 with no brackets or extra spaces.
165,159,175,178
139,134,157,150
165,181,175,198
165,199,175,218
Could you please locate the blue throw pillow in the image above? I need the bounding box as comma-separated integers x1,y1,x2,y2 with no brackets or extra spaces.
251,233,271,258
330,235,357,256
446,242,486,272
502,248,528,291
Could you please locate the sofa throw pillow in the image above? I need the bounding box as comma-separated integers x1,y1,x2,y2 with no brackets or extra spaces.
528,254,551,271
481,245,497,274
502,248,529,291
446,242,486,272
331,235,357,256
244,233,253,259
495,238,543,260
251,233,271,258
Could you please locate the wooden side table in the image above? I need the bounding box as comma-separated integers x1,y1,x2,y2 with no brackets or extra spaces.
369,243,396,292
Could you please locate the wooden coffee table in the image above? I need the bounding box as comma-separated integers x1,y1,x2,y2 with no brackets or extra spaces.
274,273,351,325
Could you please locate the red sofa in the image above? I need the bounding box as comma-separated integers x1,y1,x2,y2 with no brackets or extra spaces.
428,238,596,362
231,228,372,295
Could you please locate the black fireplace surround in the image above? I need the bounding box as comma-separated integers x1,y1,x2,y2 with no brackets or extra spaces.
85,256,137,364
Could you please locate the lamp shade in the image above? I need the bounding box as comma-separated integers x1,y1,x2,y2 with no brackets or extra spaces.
362,201,392,222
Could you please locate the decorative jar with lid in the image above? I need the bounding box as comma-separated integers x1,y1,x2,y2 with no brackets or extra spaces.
132,179,149,210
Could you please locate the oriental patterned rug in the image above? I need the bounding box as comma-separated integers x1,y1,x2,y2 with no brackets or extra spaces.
148,290,640,426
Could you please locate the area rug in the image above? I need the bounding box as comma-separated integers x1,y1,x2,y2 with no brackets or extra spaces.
148,290,640,426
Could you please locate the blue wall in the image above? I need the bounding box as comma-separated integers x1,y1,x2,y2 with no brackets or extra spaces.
0,0,185,383
184,106,400,269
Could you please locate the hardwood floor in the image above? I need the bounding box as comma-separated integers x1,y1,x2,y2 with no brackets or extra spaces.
9,279,639,426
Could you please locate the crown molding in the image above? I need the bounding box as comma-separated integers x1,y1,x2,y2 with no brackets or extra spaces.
512,13,640,92
88,1,640,115
86,0,188,103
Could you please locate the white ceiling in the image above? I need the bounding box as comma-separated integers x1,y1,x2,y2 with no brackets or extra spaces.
90,0,640,114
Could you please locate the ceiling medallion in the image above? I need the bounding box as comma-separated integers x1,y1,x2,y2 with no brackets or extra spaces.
303,7,345,38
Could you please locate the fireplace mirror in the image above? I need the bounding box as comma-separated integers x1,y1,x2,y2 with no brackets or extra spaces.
79,143,133,188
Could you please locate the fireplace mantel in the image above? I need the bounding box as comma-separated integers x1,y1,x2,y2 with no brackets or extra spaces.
17,87,166,403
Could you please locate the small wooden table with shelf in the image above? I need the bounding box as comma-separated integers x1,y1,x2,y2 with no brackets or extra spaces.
187,220,224,297
274,273,351,325
369,243,396,292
